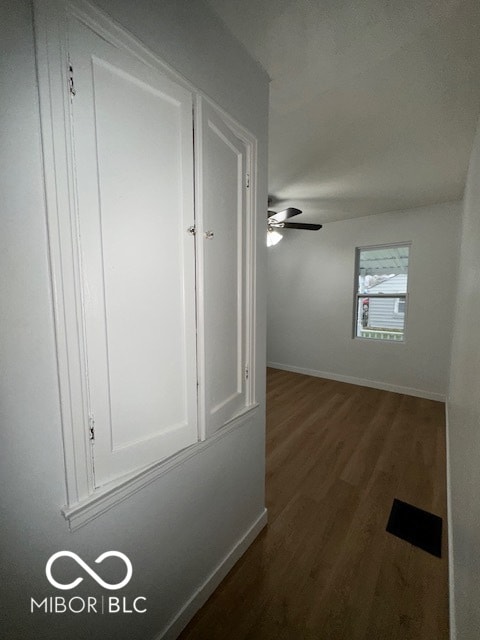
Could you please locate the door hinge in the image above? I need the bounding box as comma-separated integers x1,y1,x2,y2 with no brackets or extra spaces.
245,366,249,380
89,415,95,441
68,63,76,97
246,173,250,188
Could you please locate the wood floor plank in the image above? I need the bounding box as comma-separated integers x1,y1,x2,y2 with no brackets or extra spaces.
178,369,449,640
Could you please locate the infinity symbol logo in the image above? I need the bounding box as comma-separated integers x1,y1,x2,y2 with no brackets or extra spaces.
46,551,133,591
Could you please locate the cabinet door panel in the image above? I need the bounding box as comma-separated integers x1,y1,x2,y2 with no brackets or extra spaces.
69,17,198,486
197,100,249,434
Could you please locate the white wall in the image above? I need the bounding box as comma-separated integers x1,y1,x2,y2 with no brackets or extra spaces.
267,202,461,399
447,117,480,639
0,2,268,639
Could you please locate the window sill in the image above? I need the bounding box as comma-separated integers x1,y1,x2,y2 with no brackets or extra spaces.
62,403,260,531
354,336,406,344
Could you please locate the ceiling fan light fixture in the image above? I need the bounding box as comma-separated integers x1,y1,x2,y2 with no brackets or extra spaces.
271,210,288,223
267,229,283,247
267,200,322,239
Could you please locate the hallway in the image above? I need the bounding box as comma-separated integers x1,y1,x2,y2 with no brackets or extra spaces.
180,368,449,639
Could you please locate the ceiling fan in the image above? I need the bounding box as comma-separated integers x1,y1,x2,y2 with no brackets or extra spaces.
267,202,322,246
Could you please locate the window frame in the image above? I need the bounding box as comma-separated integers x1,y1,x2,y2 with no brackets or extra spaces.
353,242,411,343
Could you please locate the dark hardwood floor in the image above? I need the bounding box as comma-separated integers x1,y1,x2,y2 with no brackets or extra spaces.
179,368,449,639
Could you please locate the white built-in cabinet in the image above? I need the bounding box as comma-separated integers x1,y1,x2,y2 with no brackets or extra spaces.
35,1,257,527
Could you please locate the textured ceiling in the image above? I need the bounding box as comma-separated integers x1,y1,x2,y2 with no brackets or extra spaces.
206,0,480,222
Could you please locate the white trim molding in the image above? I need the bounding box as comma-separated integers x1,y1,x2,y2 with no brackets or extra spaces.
153,508,268,640
35,0,95,504
267,362,446,402
445,402,457,640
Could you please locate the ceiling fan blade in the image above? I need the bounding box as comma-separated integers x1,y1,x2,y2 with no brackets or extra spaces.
282,222,323,230
267,207,302,223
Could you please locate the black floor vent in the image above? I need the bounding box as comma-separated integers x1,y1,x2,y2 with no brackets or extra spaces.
386,498,442,558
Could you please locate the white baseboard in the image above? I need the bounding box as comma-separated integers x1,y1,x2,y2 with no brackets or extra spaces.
267,361,446,402
445,402,456,640
153,508,268,640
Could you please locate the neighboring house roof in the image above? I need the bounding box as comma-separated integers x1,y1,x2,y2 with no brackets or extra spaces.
366,273,407,294
359,246,409,276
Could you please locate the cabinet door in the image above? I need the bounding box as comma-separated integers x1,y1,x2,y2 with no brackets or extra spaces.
196,99,251,435
68,16,198,486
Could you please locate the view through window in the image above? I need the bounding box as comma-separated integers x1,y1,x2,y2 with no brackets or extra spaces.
354,244,410,342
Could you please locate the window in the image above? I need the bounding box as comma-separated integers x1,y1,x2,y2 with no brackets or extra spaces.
354,243,410,342
394,298,406,315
